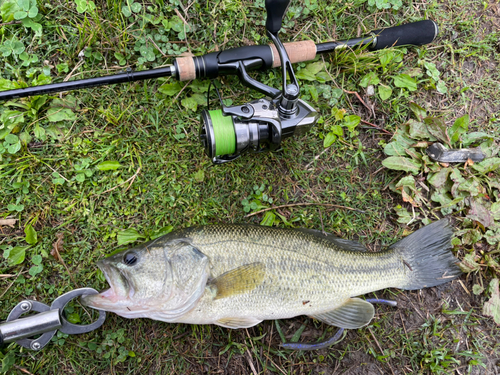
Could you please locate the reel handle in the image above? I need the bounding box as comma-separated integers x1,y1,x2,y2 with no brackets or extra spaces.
265,0,290,35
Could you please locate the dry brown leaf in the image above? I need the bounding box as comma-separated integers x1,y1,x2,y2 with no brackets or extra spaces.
0,218,17,227
51,233,64,262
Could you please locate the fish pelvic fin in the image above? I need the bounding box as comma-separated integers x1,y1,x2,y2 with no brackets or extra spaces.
209,262,266,300
390,218,462,290
310,298,375,329
216,317,263,329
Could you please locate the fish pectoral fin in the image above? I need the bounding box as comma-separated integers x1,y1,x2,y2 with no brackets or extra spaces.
209,262,266,300
311,298,375,329
216,317,263,329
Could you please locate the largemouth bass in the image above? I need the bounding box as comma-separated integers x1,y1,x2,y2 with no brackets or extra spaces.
82,219,461,330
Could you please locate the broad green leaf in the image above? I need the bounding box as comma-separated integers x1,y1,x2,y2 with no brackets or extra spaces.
467,198,493,227
330,124,343,137
359,72,380,88
462,132,493,146
473,284,484,295
424,61,440,81
19,131,31,145
394,205,412,224
181,93,206,112
31,254,42,265
130,2,141,12
75,0,87,13
27,5,37,17
158,82,182,96
66,312,81,324
436,80,447,94
323,132,337,148
8,246,27,265
5,133,18,144
382,156,422,174
18,0,30,11
121,5,131,17
424,117,450,146
7,140,21,154
260,211,276,227
188,80,210,93
13,10,27,19
491,202,500,220
384,141,406,156
393,74,417,91
378,85,392,100
306,85,318,102
150,225,173,240
409,102,426,120
379,50,394,68
12,40,24,54
117,228,144,246
24,223,37,245
1,350,16,373
471,158,500,174
0,78,16,91
343,115,360,131
296,62,327,81
458,228,482,245
485,229,500,246
139,45,155,61
384,129,415,156
408,119,432,140
75,173,85,182
483,278,500,325
47,107,76,122
427,167,452,188
96,161,122,171
0,110,25,139
315,71,332,83
460,253,480,273
28,264,43,276
449,114,469,144
194,169,204,183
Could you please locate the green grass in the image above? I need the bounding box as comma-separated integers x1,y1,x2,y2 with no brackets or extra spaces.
1,0,500,373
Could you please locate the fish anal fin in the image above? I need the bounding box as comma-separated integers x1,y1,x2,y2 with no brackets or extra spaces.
311,298,374,329
216,317,262,329
210,262,266,300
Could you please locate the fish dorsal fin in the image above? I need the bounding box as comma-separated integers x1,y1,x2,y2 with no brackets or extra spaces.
310,298,374,329
297,228,368,252
209,262,266,300
216,317,263,329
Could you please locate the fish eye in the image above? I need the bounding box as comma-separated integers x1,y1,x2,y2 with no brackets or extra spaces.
123,251,139,266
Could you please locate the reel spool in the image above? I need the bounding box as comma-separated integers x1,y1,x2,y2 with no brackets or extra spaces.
199,98,318,164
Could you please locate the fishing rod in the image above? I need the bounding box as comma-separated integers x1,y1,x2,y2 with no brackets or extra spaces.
0,1,438,164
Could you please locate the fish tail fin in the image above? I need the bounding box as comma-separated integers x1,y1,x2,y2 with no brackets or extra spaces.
389,219,462,290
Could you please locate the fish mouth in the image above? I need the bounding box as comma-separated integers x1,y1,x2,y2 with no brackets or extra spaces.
81,261,130,311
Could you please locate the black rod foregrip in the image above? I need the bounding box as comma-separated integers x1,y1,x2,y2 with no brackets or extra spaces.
372,20,438,50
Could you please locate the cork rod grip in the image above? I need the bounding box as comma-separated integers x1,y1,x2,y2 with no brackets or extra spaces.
175,40,317,81
270,40,317,68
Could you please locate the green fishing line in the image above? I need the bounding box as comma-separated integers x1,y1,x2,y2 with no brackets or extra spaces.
210,110,235,156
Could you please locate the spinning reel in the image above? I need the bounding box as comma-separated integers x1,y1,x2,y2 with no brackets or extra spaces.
199,0,318,164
